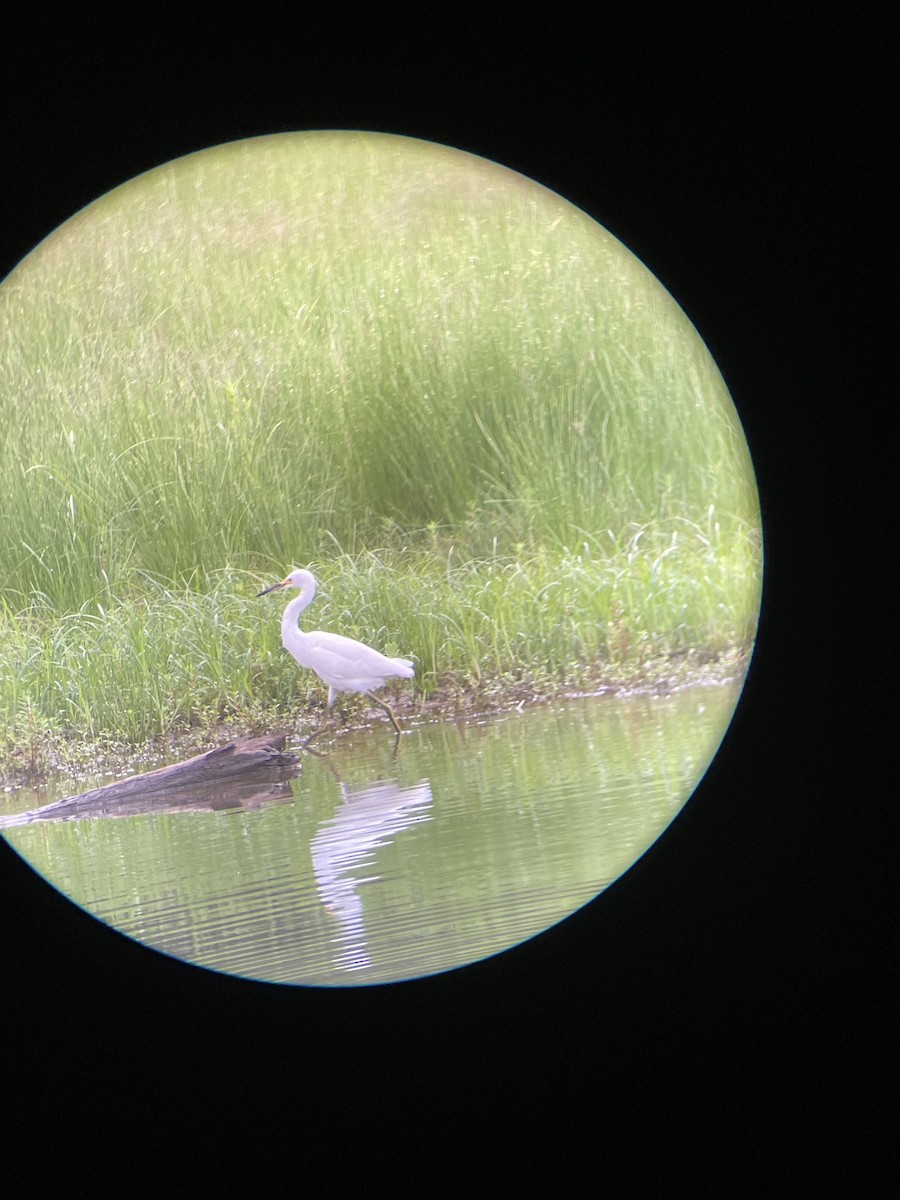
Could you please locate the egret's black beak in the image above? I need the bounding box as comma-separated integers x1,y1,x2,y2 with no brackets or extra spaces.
257,580,287,597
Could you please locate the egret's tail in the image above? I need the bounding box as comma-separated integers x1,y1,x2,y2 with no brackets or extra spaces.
391,658,415,678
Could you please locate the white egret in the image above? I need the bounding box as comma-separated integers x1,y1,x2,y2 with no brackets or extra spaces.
257,569,414,740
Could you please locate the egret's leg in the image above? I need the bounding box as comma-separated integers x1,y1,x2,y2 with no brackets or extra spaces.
302,718,332,749
369,693,403,737
303,689,337,749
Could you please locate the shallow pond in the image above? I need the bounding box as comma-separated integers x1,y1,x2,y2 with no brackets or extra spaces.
1,682,743,986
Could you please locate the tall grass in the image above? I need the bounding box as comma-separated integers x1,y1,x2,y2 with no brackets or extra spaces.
0,525,759,752
0,132,761,757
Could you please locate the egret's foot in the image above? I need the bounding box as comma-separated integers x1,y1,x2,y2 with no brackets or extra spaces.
369,693,404,737
302,720,333,750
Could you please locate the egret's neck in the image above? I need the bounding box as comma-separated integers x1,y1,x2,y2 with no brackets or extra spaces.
281,586,314,642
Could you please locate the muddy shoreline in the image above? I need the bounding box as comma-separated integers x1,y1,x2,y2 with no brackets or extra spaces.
1,646,752,790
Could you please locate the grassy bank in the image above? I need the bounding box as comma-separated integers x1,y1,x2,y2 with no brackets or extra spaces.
0,133,762,777
0,527,759,781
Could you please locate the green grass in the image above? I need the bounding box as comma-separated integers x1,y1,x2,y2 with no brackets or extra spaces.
0,132,762,772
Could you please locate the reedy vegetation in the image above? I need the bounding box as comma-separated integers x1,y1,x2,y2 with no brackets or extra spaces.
0,133,761,762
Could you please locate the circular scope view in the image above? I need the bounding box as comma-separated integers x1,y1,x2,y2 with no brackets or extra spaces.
0,131,762,985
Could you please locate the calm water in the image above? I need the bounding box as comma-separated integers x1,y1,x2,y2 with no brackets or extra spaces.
1,683,742,985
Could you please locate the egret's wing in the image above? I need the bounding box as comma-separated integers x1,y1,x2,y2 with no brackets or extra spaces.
302,632,414,684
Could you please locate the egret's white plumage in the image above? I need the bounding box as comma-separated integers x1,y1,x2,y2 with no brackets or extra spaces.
257,568,414,737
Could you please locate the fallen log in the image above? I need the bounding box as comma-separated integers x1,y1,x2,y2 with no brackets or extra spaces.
0,734,301,827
